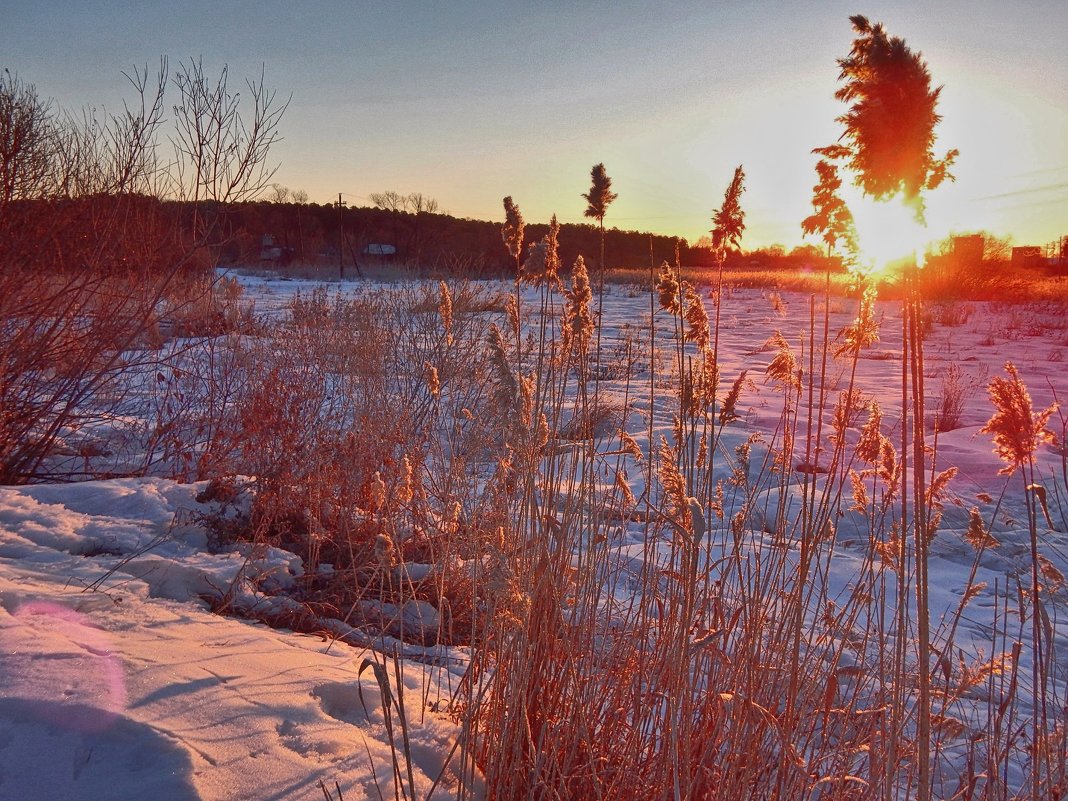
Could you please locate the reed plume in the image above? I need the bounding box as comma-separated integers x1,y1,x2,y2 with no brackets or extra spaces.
981,362,1058,475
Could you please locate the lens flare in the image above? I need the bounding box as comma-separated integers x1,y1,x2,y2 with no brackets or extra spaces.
4,601,128,732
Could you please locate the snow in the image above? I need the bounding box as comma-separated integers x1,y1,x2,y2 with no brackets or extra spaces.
2,269,1066,798
0,478,479,800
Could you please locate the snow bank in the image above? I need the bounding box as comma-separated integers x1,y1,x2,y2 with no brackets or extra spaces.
0,478,480,801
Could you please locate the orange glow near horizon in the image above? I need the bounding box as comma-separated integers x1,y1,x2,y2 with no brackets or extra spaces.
846,190,943,278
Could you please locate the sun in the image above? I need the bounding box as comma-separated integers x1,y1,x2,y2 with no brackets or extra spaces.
847,191,936,278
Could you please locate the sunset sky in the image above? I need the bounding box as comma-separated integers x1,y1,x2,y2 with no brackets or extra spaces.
3,1,1066,251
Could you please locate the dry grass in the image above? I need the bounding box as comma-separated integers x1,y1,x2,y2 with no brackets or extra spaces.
607,264,856,295
9,252,1067,799
87,269,1068,797
460,268,1064,800
931,362,985,432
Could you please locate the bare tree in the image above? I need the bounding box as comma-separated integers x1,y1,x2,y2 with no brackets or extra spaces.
406,193,439,266
982,231,1012,263
269,183,290,203
369,190,406,213
171,58,288,244
369,190,440,215
0,70,58,211
0,60,287,483
405,192,439,214
367,191,440,266
290,188,309,260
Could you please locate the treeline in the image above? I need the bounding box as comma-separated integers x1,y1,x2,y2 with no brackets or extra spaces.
215,200,691,274
3,194,208,278
214,200,840,276
1,62,285,282
2,193,840,280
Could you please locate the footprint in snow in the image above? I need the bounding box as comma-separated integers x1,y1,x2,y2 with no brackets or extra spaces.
312,681,383,726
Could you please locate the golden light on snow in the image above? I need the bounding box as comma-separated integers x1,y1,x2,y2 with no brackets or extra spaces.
848,191,938,278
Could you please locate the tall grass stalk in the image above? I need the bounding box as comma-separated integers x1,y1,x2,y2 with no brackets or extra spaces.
118,261,1065,800
906,267,933,801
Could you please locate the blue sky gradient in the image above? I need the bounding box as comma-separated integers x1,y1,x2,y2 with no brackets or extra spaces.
3,1,1066,249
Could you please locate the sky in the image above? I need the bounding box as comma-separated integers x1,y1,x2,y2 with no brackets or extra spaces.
3,1,1067,251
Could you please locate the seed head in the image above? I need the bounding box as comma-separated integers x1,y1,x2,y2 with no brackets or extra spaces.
369,471,387,512
438,281,453,346
374,533,395,567
964,507,999,551
656,263,681,314
764,331,802,392
980,362,1057,475
424,361,440,398
396,456,414,506
563,255,594,357
682,282,710,350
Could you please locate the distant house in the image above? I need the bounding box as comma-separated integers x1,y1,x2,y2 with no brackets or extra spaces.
363,243,396,258
259,234,292,265
1011,246,1044,269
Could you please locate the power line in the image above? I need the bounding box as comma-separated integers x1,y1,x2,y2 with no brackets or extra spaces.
977,181,1068,201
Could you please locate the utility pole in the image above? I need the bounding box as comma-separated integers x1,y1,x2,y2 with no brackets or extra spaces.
336,193,347,280
1046,237,1068,266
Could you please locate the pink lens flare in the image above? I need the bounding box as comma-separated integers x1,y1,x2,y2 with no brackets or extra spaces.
5,600,128,733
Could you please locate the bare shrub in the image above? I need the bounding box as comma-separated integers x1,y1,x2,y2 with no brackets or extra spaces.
0,61,285,483
162,275,257,339
931,299,973,326
186,281,505,648
558,399,626,441
588,325,648,381
931,362,985,432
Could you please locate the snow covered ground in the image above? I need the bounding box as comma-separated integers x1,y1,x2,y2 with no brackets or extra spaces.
2,269,1066,799
0,479,479,800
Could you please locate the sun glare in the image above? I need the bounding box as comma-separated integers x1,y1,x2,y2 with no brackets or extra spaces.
846,191,940,278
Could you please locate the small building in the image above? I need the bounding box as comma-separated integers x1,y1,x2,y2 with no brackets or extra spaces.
1011,246,1044,269
260,234,291,264
952,234,984,265
363,243,396,258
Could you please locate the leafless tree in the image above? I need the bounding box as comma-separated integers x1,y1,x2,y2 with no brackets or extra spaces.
369,191,440,215
288,188,309,260
171,58,287,244
369,190,406,213
269,183,290,203
0,70,58,212
406,193,440,266
0,60,287,483
405,192,439,214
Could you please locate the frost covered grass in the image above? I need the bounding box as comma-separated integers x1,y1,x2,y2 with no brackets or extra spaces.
2,264,1067,800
